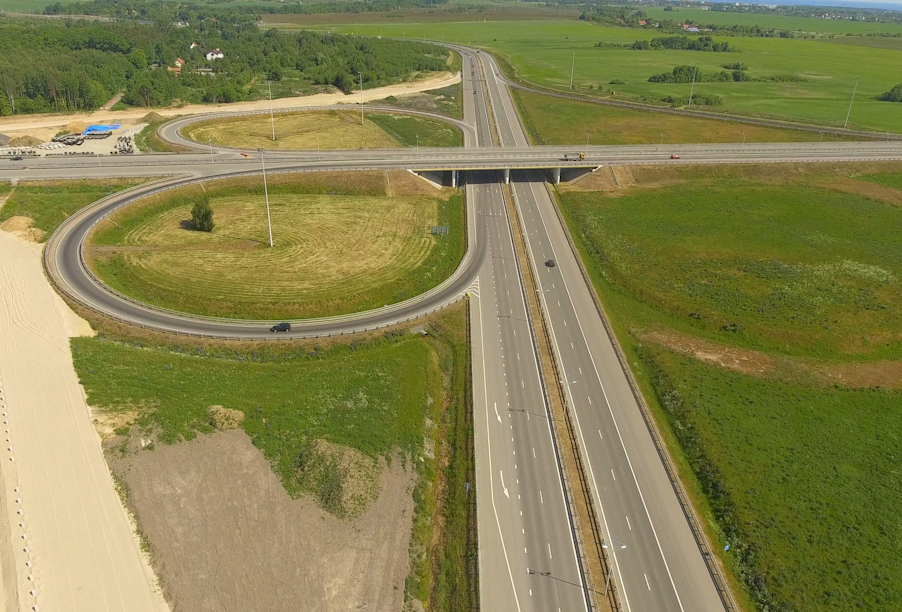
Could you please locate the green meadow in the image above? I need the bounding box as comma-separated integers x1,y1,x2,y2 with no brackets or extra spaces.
289,19,902,132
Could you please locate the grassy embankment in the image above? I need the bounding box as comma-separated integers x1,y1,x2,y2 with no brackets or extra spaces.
555,163,902,612
181,109,462,150
0,179,148,241
71,301,475,611
303,19,902,133
513,89,856,146
136,116,190,153
87,171,465,320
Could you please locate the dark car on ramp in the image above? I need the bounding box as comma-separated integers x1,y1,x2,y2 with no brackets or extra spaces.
270,322,291,332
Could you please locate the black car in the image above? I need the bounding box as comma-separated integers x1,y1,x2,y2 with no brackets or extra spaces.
10,156,23,161
270,322,291,332
545,259,556,268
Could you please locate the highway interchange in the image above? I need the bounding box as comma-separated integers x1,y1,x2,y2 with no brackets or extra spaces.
4,43,902,612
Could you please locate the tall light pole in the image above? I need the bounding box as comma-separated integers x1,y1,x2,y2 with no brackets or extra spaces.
844,76,860,128
687,63,698,108
258,148,273,248
359,71,364,125
268,80,275,141
569,52,575,91
602,543,627,596
660,133,664,149
416,134,419,159
209,137,214,163
585,132,589,155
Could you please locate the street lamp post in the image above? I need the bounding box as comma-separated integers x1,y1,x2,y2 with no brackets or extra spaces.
601,543,627,596
687,63,698,108
209,137,214,163
268,80,275,141
258,148,273,248
660,133,664,149
416,134,419,159
844,76,860,128
359,71,364,125
569,51,575,91
585,132,589,155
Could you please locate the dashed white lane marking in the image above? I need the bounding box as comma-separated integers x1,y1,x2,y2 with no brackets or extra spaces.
611,469,616,481
539,490,544,504
626,515,632,530
548,543,553,559
598,429,603,441
532,447,536,458
578,367,583,375
570,342,574,349
588,396,593,405
644,574,651,591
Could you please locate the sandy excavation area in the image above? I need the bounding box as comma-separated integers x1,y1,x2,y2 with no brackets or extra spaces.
0,230,168,611
110,428,416,612
0,72,459,143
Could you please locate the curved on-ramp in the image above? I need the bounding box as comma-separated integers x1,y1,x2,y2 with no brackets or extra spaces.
44,167,483,340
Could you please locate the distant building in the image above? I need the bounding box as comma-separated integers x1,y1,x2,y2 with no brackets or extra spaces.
167,66,182,74
174,57,185,67
686,26,700,32
205,49,224,61
638,20,647,25
190,42,198,49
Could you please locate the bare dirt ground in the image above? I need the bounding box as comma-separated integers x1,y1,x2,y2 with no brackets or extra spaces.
0,72,459,142
109,428,415,612
642,328,902,389
0,229,168,612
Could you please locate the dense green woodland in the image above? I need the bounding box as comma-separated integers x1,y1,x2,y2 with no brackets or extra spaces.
0,15,448,115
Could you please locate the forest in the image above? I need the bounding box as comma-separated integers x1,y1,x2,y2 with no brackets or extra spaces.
0,12,449,115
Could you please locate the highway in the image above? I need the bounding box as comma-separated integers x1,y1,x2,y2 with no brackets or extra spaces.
478,50,727,612
4,41,898,612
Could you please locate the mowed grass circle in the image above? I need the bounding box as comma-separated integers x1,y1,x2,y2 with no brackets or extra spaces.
180,109,463,150
86,171,465,320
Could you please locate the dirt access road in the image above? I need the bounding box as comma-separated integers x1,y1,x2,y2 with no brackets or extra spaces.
0,72,459,137
0,230,168,612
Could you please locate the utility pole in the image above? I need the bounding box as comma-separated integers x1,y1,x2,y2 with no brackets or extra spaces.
602,543,627,596
660,133,664,149
844,76,860,128
569,52,575,91
359,71,364,125
209,137,214,163
416,134,419,159
268,80,275,141
259,148,273,248
687,63,698,108
585,132,589,155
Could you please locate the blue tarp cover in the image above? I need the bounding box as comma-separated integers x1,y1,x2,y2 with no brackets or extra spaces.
83,124,121,134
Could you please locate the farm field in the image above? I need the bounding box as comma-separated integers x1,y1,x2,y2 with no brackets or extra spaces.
0,178,149,242
72,302,475,612
181,109,462,150
513,89,853,146
293,19,902,133
556,162,902,612
86,171,465,320
642,6,902,36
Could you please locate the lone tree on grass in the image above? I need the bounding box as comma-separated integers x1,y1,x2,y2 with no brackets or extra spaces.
191,194,214,232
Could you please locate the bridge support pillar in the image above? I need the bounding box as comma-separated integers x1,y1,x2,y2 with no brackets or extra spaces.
451,170,458,188
552,167,561,185
503,168,510,184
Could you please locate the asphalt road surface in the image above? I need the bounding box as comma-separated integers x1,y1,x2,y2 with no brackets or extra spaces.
478,50,727,612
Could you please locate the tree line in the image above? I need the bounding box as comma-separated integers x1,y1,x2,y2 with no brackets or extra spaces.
630,36,736,52
0,13,449,116
648,65,806,84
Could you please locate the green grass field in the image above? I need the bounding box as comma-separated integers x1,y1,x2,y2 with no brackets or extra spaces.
0,179,148,242
643,6,902,36
181,110,461,150
514,89,854,145
72,302,475,609
556,163,902,612
87,172,465,320
299,19,902,133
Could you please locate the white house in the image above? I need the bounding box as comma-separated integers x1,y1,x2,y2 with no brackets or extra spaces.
205,49,224,61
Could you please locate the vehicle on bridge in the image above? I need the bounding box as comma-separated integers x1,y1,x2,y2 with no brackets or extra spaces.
671,154,681,159
563,153,585,161
270,322,291,333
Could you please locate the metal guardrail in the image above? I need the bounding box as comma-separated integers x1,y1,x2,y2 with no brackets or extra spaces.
543,182,740,612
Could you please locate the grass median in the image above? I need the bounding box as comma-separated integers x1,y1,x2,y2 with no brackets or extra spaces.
86,171,466,320
556,162,902,612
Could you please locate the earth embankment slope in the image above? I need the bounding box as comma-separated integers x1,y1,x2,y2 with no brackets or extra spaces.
0,230,167,612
